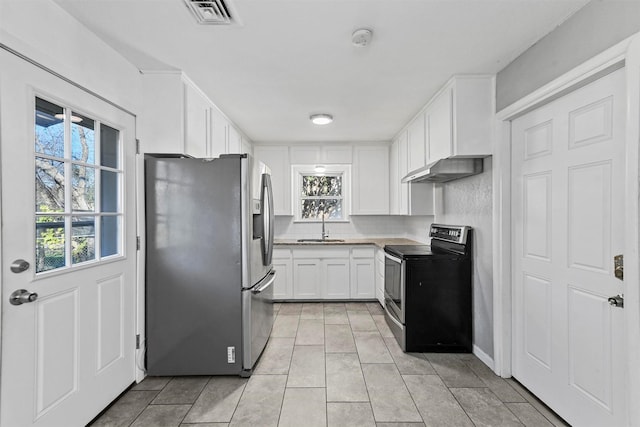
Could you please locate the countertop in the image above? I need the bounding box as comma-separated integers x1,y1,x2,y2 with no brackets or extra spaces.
274,237,423,249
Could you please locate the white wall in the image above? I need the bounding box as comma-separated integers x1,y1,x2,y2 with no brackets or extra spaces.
496,0,640,111
275,215,433,241
0,0,142,114
436,158,493,358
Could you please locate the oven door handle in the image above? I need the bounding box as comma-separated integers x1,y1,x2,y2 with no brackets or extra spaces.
384,252,403,264
384,304,403,328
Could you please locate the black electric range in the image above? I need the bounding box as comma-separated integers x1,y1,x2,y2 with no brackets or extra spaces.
383,224,473,352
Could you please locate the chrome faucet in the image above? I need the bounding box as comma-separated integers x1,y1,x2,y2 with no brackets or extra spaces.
321,208,329,240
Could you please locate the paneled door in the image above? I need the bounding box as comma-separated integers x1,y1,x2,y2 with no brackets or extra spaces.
511,69,626,426
0,50,137,426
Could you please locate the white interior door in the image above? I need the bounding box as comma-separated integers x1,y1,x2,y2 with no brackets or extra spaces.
511,69,627,426
0,50,137,426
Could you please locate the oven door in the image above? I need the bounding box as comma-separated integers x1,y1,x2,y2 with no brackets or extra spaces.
384,251,405,324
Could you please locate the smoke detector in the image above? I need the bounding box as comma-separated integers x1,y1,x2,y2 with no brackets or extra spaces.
352,28,373,47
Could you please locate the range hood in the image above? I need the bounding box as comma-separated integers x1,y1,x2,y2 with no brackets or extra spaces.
402,158,484,183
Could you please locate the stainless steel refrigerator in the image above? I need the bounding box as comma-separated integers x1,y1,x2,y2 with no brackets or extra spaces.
145,153,275,376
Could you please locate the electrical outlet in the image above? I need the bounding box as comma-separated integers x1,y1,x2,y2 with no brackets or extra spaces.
227,346,235,363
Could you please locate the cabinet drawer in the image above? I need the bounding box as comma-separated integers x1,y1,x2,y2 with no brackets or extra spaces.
273,248,292,259
351,247,375,259
292,247,350,259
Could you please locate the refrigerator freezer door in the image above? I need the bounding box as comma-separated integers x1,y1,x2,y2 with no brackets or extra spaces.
242,269,275,374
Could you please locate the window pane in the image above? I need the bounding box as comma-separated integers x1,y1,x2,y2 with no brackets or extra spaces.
35,98,64,158
36,216,65,272
101,216,119,257
72,165,95,211
71,113,95,163
72,217,95,264
301,175,342,197
101,170,119,212
100,124,119,168
301,199,342,220
36,157,65,212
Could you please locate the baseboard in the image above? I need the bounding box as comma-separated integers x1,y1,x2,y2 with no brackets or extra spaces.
473,344,495,371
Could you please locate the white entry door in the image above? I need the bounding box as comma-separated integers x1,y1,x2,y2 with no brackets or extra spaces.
0,50,137,426
512,69,627,426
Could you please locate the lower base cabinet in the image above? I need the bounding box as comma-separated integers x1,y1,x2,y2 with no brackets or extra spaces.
274,246,375,300
273,249,293,299
375,248,385,306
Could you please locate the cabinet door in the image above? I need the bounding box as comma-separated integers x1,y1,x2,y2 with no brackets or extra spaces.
375,249,385,306
352,146,389,215
183,82,210,158
389,138,399,215
227,125,242,154
350,258,375,299
427,87,453,163
273,258,293,299
293,259,321,298
322,146,353,164
322,258,350,299
290,146,320,164
210,108,228,157
407,112,426,172
253,146,291,215
241,136,253,156
398,132,409,215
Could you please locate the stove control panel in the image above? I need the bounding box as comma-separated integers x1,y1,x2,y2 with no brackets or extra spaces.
429,224,471,245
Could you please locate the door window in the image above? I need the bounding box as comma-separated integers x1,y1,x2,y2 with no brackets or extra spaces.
35,97,123,273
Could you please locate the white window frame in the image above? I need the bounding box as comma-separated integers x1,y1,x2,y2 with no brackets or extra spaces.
292,164,351,222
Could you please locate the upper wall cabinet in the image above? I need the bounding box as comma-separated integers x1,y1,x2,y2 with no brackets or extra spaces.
352,145,389,215
140,72,252,157
253,145,291,215
290,145,353,164
426,76,493,164
390,132,437,216
407,113,426,172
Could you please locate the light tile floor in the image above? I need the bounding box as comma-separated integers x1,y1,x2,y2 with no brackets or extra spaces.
90,302,569,427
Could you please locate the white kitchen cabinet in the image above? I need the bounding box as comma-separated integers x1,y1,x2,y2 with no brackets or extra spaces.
407,112,426,172
375,248,385,306
352,145,389,215
389,136,400,215
273,248,293,299
350,247,375,299
253,146,291,215
241,136,253,156
289,145,352,164
322,258,350,299
210,107,228,157
183,80,210,158
426,76,493,164
140,72,251,159
389,131,436,215
293,259,321,298
227,125,242,154
139,72,185,154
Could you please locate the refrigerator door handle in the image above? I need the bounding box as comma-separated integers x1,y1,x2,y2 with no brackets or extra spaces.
252,270,276,294
261,173,275,266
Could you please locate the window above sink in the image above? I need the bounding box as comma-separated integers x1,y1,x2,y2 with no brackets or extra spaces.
292,164,351,223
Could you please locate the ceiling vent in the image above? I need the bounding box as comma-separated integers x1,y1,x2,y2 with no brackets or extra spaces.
183,0,235,25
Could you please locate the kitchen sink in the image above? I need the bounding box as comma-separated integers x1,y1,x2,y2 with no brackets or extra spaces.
296,238,345,243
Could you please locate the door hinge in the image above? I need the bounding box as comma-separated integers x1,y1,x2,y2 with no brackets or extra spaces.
136,334,141,349
136,139,141,154
136,236,141,250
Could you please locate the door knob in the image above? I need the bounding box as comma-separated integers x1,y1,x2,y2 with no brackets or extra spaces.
608,294,624,308
10,289,38,305
10,259,30,274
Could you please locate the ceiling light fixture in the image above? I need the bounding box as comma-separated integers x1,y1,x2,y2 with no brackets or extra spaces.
310,114,333,125
352,28,373,47
314,165,326,173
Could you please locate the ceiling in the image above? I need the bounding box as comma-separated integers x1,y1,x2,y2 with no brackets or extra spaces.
54,0,589,143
